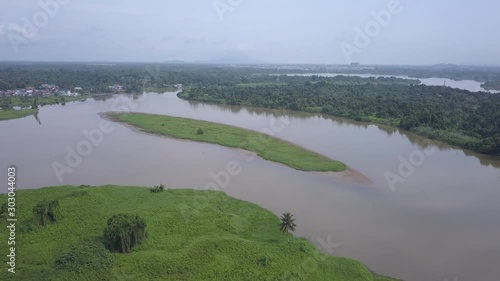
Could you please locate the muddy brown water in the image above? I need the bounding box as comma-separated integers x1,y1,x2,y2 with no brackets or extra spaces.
1,92,499,281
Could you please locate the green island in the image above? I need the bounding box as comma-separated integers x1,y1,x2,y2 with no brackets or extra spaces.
0,109,38,121
0,185,397,281
107,112,347,172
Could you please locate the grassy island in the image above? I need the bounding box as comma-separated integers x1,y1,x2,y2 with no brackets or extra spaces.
107,112,347,172
0,185,397,280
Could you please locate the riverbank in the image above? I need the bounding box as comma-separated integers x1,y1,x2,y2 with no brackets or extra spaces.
0,185,398,280
7,95,88,108
0,109,37,121
106,112,347,172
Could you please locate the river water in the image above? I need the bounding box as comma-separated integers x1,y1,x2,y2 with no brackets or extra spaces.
2,92,499,281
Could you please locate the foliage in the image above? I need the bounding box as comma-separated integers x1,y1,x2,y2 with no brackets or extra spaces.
279,212,297,243
32,96,39,109
107,112,347,172
103,213,147,253
1,96,12,109
55,242,114,272
33,200,60,226
150,184,165,193
0,202,7,219
0,62,278,92
197,128,204,135
3,95,87,109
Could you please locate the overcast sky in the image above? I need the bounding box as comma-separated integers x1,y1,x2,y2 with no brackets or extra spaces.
0,0,499,65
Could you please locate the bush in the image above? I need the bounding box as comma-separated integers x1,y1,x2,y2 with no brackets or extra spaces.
33,200,60,226
103,214,146,253
55,242,114,272
197,128,204,135
0,202,7,219
150,184,165,193
258,256,271,267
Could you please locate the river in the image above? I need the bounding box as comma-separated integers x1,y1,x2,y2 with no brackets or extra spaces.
2,92,499,281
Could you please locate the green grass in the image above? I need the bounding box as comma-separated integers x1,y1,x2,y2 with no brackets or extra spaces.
0,109,37,121
0,185,397,281
144,85,177,93
107,112,347,172
366,115,400,127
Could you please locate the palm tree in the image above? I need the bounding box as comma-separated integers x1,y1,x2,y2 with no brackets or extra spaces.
279,212,296,243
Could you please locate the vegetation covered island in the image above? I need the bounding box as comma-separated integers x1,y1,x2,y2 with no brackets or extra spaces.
106,112,347,172
0,185,397,281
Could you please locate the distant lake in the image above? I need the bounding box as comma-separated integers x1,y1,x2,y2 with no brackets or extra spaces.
289,73,500,93
1,92,499,281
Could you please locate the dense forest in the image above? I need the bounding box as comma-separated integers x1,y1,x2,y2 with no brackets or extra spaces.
0,62,275,92
180,75,500,155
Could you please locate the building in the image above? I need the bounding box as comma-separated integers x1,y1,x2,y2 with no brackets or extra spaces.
108,84,124,92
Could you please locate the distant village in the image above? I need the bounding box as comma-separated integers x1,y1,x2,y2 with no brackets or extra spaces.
0,83,182,98
0,83,127,98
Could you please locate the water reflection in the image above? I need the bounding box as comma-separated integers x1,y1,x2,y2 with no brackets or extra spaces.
33,110,41,125
92,94,114,101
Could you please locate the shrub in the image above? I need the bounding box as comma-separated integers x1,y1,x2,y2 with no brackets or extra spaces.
197,128,204,135
55,242,114,272
150,184,165,193
103,214,146,253
0,202,7,219
258,256,271,267
33,200,60,226
66,190,88,198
